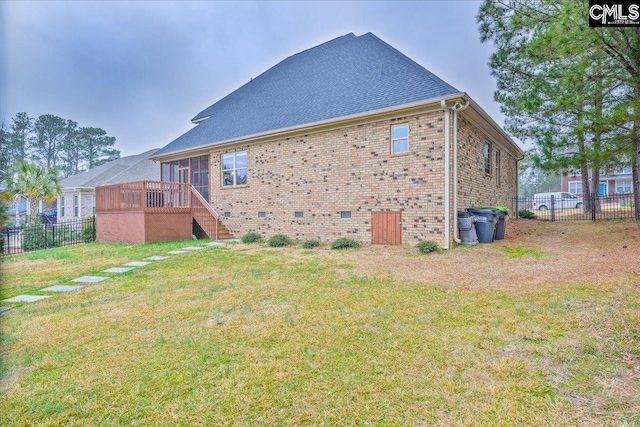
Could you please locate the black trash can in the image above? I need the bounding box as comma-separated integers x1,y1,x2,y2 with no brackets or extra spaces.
493,209,509,241
467,208,498,243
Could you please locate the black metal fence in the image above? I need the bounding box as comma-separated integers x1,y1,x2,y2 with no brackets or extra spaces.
515,194,636,221
1,216,96,256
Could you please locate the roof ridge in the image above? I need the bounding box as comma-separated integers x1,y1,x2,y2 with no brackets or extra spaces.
361,32,457,93
105,149,160,183
191,33,357,122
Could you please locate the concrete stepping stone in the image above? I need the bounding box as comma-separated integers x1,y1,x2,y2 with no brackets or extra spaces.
2,295,51,303
167,250,188,254
72,276,109,284
123,261,151,267
102,267,135,274
0,306,11,313
41,285,82,293
223,239,241,243
144,256,170,261
183,246,204,251
205,242,225,247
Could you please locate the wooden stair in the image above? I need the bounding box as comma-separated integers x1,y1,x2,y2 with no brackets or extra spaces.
190,186,233,240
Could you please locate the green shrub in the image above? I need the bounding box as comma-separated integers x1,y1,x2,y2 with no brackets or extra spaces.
81,217,96,243
518,209,536,219
267,233,292,247
241,232,263,244
331,237,360,250
416,240,439,254
301,238,321,249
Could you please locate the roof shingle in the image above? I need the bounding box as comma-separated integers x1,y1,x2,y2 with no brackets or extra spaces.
155,32,459,156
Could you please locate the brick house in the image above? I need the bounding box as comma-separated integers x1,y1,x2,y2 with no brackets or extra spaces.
98,33,524,247
562,167,634,196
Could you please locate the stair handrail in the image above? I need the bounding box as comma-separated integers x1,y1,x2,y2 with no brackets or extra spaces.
189,185,219,239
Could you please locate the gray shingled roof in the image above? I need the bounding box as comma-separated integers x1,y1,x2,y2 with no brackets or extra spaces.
61,149,160,188
155,32,458,156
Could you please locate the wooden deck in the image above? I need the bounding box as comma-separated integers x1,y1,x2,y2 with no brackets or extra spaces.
95,181,231,243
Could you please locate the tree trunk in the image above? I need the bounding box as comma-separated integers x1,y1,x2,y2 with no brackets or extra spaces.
29,195,39,223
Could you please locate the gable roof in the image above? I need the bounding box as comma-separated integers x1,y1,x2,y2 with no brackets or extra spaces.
154,32,459,156
61,149,160,189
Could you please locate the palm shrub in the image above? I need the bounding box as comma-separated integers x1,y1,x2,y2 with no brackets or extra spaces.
267,233,292,247
241,232,263,243
331,237,360,250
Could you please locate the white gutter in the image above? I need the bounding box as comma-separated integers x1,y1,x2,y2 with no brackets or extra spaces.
451,100,470,244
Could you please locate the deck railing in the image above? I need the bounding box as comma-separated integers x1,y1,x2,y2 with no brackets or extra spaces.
190,186,220,239
96,181,191,213
96,180,222,239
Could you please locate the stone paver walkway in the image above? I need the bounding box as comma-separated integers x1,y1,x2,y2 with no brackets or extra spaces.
41,285,83,292
144,256,170,261
4,241,229,308
2,295,51,303
102,267,135,274
72,276,109,283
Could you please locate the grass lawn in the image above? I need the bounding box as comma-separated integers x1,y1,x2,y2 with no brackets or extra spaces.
1,221,639,425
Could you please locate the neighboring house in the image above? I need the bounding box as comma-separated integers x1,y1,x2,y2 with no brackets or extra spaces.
562,166,633,196
59,149,160,222
101,32,524,247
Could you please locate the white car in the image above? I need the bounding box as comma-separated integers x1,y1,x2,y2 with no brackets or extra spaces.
533,192,584,211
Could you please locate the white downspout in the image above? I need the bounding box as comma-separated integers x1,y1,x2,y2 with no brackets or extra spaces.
452,100,470,244
441,100,451,249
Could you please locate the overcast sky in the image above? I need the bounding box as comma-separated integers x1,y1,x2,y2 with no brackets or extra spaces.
1,1,510,157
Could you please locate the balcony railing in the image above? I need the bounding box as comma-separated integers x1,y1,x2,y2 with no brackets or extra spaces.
96,181,192,213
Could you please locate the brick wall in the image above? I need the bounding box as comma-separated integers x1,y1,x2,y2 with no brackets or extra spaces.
198,111,518,246
456,116,518,212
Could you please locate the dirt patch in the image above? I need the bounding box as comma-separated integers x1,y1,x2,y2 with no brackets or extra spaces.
310,220,640,292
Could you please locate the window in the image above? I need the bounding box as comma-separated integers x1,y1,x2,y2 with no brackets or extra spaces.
295,211,304,218
224,212,231,218
161,155,209,200
484,141,491,174
568,181,582,194
92,195,96,215
73,195,79,217
615,166,632,175
616,180,632,193
340,211,351,219
258,211,266,218
222,151,247,187
391,124,409,154
60,197,65,217
495,149,501,186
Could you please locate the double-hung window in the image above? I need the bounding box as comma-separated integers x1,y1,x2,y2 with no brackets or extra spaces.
391,124,409,154
568,181,582,194
484,141,492,175
60,197,65,217
73,195,79,217
221,151,247,187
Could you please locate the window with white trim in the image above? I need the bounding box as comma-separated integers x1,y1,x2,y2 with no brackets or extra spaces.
495,149,501,186
391,124,409,154
222,151,247,187
73,194,79,217
60,197,65,217
92,195,96,215
616,180,632,193
484,141,491,174
568,181,582,194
